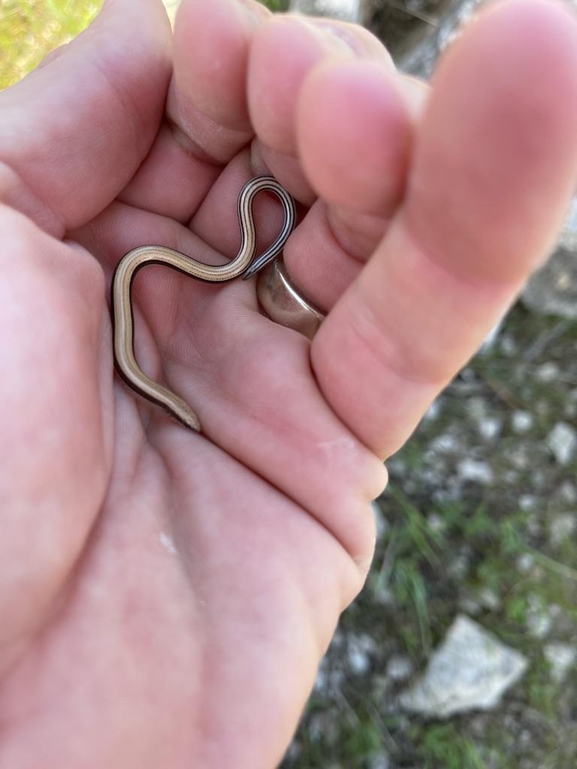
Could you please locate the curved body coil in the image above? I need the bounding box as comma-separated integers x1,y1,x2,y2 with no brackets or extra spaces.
112,176,297,431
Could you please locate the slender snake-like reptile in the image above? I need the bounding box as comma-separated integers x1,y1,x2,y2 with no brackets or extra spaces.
112,177,297,432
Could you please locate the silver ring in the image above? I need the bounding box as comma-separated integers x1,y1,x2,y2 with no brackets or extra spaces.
257,259,326,340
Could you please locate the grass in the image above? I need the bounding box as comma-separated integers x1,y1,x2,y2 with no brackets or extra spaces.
408,723,487,769
286,307,577,768
259,0,290,8
0,0,102,89
0,1,289,91
404,319,577,766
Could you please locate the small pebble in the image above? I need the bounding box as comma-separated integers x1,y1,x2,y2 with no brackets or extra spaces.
549,513,576,548
548,422,577,466
526,595,553,639
479,588,501,611
457,459,494,485
519,495,537,512
427,513,446,534
544,643,577,684
367,754,390,769
430,433,461,454
535,362,560,382
347,635,375,675
559,482,577,503
448,553,470,580
516,553,535,574
512,411,534,434
424,399,441,421
500,335,518,356
373,503,389,542
479,417,502,441
386,655,414,683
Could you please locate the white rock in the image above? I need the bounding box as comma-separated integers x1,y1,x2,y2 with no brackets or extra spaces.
373,502,389,542
427,513,446,534
544,643,577,684
367,755,390,769
347,634,375,675
430,433,461,455
480,320,504,352
386,655,414,683
526,595,553,640
459,597,482,616
398,615,528,718
509,445,530,470
547,422,577,466
447,553,470,580
559,481,577,503
549,513,576,548
467,397,487,422
290,0,362,22
561,195,577,250
516,553,535,574
535,362,560,382
529,617,552,641
348,647,370,675
500,336,518,356
479,417,502,441
512,411,534,434
457,459,494,485
478,588,501,611
424,399,442,422
519,494,538,512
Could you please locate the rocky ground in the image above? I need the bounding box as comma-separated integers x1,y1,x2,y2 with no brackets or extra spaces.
282,299,577,768
273,0,577,767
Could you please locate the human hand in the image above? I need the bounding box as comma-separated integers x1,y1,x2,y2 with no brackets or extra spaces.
0,0,576,766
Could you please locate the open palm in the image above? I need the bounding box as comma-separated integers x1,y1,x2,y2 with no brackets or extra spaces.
0,0,576,766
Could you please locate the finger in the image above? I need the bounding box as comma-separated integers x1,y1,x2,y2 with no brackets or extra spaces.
0,0,172,234
166,0,265,167
121,0,268,223
0,206,111,670
288,60,414,309
173,14,352,276
75,188,388,571
247,13,402,206
310,0,577,458
249,15,394,160
248,19,417,309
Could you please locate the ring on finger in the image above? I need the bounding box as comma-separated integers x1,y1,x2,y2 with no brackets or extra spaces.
257,258,326,341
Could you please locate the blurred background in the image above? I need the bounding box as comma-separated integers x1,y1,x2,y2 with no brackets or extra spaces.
1,1,576,767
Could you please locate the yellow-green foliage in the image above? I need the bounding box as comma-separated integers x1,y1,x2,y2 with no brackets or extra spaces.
258,0,289,9
0,0,102,90
0,1,290,91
